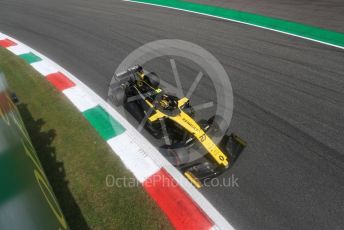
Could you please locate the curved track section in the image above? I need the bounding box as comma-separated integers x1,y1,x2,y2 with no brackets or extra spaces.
188,0,344,33
1,0,343,229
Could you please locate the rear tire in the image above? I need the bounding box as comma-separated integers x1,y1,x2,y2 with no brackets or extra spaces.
125,101,145,122
146,72,160,88
109,86,126,106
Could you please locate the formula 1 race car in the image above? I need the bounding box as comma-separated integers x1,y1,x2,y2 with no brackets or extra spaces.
109,65,246,188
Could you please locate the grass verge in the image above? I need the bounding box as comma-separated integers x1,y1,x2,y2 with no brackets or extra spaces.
0,47,172,230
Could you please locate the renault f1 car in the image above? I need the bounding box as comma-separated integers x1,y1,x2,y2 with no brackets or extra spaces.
109,65,246,188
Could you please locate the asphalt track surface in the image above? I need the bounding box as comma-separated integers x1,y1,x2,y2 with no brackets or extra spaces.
1,0,344,229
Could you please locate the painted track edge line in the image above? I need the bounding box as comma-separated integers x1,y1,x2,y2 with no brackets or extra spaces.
0,32,233,230
123,0,344,50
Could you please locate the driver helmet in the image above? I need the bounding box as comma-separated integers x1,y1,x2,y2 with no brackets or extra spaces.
159,95,170,109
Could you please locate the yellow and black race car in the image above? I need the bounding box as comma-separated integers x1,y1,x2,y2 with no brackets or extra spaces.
109,65,246,188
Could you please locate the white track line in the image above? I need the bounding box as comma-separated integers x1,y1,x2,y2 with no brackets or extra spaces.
124,0,344,50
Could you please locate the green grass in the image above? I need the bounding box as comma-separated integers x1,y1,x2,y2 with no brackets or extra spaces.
0,47,172,230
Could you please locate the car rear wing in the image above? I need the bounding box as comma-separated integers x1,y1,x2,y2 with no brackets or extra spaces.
114,65,142,82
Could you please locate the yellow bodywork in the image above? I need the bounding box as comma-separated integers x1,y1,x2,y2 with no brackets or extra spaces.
184,171,202,189
147,97,229,167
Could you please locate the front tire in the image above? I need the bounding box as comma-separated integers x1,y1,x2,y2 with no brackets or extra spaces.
159,145,190,166
208,115,228,137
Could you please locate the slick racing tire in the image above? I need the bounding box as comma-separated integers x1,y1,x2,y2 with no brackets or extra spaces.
208,115,228,137
198,119,210,131
159,145,190,166
110,86,126,106
124,101,145,122
146,72,160,88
